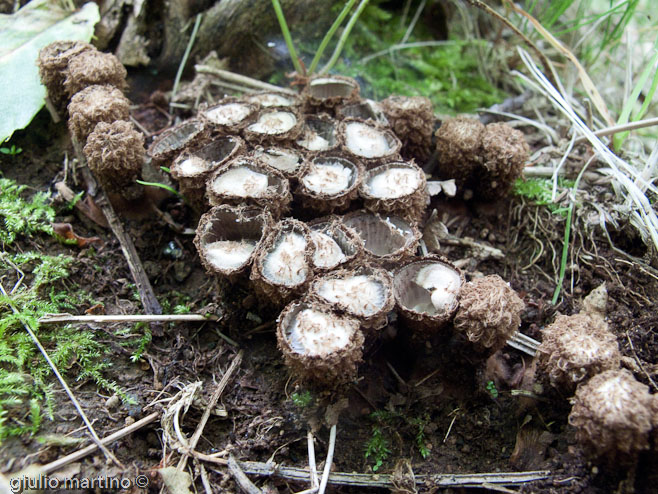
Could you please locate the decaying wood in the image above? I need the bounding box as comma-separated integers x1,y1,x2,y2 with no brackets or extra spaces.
153,0,332,76
213,461,550,490
229,455,263,494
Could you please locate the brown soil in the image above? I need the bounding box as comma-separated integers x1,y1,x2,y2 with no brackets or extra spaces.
1,80,657,494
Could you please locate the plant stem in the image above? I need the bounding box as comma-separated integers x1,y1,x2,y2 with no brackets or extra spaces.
551,156,595,304
171,13,202,109
308,0,357,75
320,0,371,75
271,0,304,74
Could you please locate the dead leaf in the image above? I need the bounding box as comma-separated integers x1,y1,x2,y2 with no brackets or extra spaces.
54,182,109,228
52,223,103,248
158,466,194,494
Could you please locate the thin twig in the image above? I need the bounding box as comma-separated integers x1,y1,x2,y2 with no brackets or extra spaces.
195,65,297,95
171,13,203,109
573,116,658,145
39,313,217,324
229,455,263,494
72,139,164,335
199,463,214,494
307,431,319,488
177,350,244,470
625,332,658,391
400,0,426,45
0,282,123,470
41,411,159,475
318,424,337,494
227,460,550,489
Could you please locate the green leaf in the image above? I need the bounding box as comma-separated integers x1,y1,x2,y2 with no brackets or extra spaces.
0,0,100,143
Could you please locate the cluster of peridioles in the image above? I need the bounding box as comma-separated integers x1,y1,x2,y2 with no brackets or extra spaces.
144,74,532,387
37,41,146,203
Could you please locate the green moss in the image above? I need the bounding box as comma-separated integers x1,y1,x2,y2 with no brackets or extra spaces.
0,177,127,441
293,1,505,113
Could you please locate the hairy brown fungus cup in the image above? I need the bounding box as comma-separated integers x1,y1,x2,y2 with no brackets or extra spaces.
200,98,257,134
359,161,428,223
380,95,434,161
83,120,145,200
537,313,621,392
277,300,364,385
476,122,529,200
339,119,401,166
569,369,655,458
393,256,463,334
67,85,130,143
310,267,394,330
64,50,128,97
308,217,363,272
194,205,271,281
171,135,244,210
246,92,300,108
37,41,96,111
453,275,524,357
206,158,291,218
148,119,206,164
434,116,484,193
296,156,362,213
295,114,339,153
244,108,303,143
252,146,304,180
342,211,420,265
250,219,315,303
303,75,360,109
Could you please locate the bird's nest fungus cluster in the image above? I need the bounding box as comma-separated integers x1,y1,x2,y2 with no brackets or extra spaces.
38,42,658,463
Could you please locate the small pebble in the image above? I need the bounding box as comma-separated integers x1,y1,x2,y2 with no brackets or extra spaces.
105,394,120,410
125,416,135,426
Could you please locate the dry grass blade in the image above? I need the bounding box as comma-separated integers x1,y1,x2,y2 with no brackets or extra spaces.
504,1,615,127
515,48,658,254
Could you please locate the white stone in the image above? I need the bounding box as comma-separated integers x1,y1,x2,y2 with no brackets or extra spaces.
302,161,353,195
286,308,356,356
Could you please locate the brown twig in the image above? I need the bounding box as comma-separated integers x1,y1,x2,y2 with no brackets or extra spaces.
41,412,160,475
72,137,164,335
211,461,550,489
228,455,263,494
